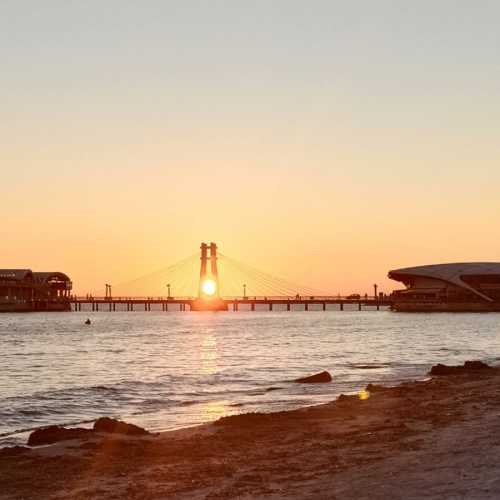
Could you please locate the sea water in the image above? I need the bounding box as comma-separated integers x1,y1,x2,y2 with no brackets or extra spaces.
2,308,500,446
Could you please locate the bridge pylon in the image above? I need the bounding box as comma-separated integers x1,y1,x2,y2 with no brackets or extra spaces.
191,242,228,311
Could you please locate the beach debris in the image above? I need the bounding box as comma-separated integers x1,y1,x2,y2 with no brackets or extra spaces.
358,389,370,400
430,360,492,376
85,318,91,325
93,417,150,436
294,370,332,383
27,426,94,446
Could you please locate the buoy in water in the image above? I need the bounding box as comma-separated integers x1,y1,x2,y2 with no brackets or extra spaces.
85,318,91,325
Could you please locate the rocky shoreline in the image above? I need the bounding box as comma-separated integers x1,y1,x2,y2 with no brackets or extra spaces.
1,361,499,499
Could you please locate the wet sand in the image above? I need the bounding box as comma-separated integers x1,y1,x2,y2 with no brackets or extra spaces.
2,366,500,499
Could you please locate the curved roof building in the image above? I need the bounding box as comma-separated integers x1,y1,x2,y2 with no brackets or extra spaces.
388,263,500,311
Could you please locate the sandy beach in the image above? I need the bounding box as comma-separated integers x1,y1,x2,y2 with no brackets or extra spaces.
1,363,500,499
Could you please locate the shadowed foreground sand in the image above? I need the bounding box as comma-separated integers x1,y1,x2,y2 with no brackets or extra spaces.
2,365,500,499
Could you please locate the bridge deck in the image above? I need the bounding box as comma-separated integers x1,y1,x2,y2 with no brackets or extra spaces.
71,297,393,311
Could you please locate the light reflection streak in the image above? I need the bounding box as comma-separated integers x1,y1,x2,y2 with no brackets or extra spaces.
200,329,218,375
198,400,228,422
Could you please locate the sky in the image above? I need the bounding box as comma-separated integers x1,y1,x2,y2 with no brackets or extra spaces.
1,0,499,295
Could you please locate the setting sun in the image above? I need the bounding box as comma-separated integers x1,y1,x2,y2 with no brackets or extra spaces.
202,279,217,296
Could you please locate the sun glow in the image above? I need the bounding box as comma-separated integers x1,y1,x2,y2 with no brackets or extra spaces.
202,279,217,296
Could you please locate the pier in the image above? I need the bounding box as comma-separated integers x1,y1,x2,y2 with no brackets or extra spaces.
72,296,392,312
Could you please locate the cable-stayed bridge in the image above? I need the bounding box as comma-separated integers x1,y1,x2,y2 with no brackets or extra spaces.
73,242,392,312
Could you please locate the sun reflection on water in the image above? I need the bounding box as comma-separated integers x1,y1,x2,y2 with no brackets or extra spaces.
200,329,218,375
198,400,228,422
197,329,228,421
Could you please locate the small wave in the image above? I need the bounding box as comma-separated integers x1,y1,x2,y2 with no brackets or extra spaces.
91,385,120,393
179,400,198,407
18,409,46,416
348,363,393,369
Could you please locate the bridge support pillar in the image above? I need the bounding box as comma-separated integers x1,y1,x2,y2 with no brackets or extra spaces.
269,303,273,311
340,302,344,311
377,302,380,311
358,302,362,311
287,302,290,311
305,303,309,311
323,303,326,311
251,303,255,311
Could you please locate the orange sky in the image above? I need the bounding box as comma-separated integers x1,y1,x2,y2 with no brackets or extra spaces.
2,2,499,295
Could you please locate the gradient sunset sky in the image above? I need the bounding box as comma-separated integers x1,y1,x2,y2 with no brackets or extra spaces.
2,1,499,295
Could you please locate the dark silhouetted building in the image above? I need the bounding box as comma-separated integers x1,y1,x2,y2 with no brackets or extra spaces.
0,269,72,312
389,263,500,312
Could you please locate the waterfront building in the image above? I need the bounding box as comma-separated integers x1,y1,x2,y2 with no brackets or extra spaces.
389,263,500,312
0,269,72,312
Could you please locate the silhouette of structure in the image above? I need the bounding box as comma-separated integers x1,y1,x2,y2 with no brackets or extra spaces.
389,262,500,311
0,269,72,312
71,242,392,312
191,242,228,311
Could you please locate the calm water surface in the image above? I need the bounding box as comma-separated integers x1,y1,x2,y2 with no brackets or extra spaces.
1,309,500,446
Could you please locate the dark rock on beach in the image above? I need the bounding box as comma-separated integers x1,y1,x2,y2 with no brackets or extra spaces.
365,383,387,393
336,394,356,403
26,418,151,446
430,360,492,376
28,426,94,446
294,371,332,383
93,417,150,436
